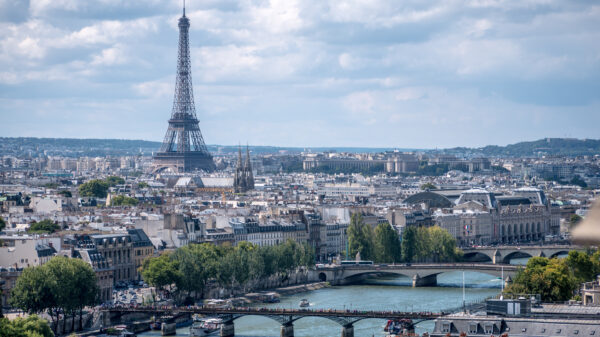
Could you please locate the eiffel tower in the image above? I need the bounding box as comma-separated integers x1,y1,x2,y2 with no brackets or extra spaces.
152,3,215,173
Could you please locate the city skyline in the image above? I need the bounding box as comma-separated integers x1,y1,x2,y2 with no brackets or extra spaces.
1,0,599,148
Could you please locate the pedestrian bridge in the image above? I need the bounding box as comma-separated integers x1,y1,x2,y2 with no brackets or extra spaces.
461,245,579,264
316,263,518,287
100,305,458,337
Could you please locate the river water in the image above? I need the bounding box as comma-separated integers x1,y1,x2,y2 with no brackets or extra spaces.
138,271,504,337
139,255,562,337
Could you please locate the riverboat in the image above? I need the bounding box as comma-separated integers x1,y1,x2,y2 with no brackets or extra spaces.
384,319,416,336
190,318,223,336
299,299,310,307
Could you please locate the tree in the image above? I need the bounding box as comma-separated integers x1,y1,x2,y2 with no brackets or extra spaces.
0,315,53,337
570,214,583,227
0,217,5,231
565,251,598,284
57,190,72,198
141,253,181,292
420,182,437,190
105,176,125,187
110,195,139,206
138,182,149,189
10,264,60,333
78,180,109,198
401,226,418,263
28,220,60,234
427,226,459,262
347,214,374,261
374,223,401,263
505,257,578,302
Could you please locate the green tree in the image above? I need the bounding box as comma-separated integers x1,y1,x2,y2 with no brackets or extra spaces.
78,180,109,198
0,315,53,337
427,226,459,262
28,220,60,234
570,214,583,227
57,190,72,198
10,264,60,333
0,217,5,231
137,182,149,188
110,195,139,206
505,257,578,302
420,182,437,190
401,226,418,263
565,251,598,284
105,176,125,187
347,214,374,261
141,253,181,292
374,223,401,263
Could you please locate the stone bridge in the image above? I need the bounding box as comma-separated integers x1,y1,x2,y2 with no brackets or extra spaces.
316,263,518,287
461,245,581,264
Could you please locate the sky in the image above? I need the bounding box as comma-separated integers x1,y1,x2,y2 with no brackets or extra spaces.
0,0,599,149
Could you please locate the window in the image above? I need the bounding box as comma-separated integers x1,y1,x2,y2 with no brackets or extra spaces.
484,324,494,334
441,323,451,333
574,330,579,335
522,328,527,332
556,329,561,334
469,323,478,334
590,331,595,335
541,328,546,333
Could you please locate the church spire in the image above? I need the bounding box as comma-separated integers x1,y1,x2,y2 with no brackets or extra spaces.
183,0,186,16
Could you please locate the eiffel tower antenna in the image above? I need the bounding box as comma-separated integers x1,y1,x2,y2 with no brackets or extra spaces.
152,2,215,173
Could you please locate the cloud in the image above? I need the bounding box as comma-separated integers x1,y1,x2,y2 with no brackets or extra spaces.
0,0,599,147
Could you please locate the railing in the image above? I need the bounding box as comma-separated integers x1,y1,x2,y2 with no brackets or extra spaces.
101,304,448,319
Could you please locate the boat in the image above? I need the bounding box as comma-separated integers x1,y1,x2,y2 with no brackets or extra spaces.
299,299,309,307
190,318,223,336
112,325,137,337
384,319,416,336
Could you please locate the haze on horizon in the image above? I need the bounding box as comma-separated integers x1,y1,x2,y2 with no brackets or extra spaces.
0,0,599,149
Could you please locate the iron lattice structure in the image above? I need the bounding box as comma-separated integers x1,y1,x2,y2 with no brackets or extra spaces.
153,7,215,173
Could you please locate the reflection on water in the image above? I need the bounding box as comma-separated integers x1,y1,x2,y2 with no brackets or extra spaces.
139,271,501,337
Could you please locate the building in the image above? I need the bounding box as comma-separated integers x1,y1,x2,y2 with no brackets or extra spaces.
84,234,135,285
0,235,59,268
127,229,154,281
234,146,254,193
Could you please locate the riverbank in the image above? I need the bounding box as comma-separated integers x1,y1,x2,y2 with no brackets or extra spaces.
237,281,330,305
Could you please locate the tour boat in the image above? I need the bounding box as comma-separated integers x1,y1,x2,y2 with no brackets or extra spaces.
299,299,310,307
189,318,223,336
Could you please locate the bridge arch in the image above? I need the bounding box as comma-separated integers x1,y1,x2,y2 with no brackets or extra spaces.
462,251,493,263
548,250,570,258
318,272,327,282
502,251,533,264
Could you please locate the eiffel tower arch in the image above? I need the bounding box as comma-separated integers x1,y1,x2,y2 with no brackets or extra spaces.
152,5,216,173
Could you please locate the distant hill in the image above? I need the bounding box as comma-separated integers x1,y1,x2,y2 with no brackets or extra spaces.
1,137,597,157
0,137,403,157
444,138,600,157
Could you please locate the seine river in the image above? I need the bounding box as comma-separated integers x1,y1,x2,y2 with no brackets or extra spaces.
138,271,505,337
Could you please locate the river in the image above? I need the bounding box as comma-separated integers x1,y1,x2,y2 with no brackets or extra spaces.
138,271,502,337
138,255,564,337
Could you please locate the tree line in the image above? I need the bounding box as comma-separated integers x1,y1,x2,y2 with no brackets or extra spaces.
142,240,315,303
10,257,98,335
347,214,462,263
505,250,600,302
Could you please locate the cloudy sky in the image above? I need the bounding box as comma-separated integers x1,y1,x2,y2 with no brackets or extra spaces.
1,0,599,148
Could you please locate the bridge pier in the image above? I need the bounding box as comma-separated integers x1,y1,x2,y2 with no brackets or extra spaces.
412,274,437,287
280,322,294,337
341,323,354,337
220,321,235,337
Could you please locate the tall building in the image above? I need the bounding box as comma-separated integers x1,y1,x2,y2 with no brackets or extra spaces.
152,5,215,173
234,145,254,193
